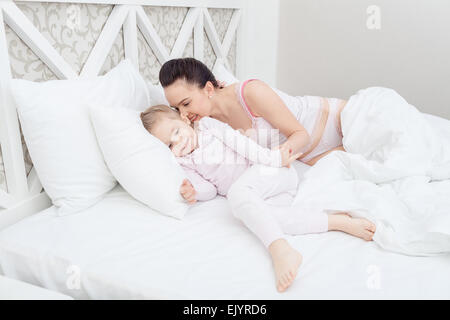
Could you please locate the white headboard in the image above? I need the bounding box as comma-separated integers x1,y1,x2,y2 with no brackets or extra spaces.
0,0,243,228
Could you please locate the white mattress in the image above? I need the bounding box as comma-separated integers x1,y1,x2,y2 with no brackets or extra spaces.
0,115,450,299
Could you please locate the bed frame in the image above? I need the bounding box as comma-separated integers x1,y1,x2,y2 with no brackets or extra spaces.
0,0,244,229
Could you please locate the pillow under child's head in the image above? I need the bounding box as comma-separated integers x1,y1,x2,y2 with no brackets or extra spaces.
90,104,189,219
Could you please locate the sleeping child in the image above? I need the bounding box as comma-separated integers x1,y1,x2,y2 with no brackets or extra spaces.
140,104,376,293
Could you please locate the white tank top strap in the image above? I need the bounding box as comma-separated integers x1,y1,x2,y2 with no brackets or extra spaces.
235,79,258,127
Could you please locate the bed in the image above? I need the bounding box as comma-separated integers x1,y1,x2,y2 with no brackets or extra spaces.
1,159,449,299
0,0,449,300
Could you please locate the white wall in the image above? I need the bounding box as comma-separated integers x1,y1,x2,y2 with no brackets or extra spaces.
237,0,280,87
277,0,450,119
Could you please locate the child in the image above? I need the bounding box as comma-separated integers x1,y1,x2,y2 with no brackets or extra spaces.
141,105,376,292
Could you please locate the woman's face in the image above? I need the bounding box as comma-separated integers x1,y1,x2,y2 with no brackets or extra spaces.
164,79,213,123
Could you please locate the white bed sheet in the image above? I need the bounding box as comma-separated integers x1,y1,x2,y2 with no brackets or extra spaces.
0,115,449,300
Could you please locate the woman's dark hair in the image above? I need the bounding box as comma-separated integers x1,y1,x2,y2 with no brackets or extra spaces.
159,57,219,89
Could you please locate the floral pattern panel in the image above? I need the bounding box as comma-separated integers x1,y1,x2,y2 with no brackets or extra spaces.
139,6,188,83
5,22,58,81
208,8,237,74
99,28,125,75
138,27,161,85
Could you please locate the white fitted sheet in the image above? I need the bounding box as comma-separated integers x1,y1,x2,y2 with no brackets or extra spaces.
1,182,449,299
0,114,449,299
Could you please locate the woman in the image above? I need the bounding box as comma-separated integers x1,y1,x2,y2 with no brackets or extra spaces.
159,58,347,167
158,58,366,292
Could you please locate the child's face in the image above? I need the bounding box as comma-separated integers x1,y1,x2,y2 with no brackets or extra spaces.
151,117,198,157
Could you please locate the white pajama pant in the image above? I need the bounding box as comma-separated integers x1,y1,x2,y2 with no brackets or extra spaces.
227,164,329,248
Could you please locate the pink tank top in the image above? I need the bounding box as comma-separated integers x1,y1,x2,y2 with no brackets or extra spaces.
236,79,343,163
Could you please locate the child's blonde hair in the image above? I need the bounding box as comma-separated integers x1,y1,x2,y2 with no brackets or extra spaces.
140,104,180,133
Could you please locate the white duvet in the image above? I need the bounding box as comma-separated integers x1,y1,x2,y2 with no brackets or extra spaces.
293,87,450,256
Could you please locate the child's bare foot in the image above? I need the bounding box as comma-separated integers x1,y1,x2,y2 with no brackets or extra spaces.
268,239,303,292
329,212,376,241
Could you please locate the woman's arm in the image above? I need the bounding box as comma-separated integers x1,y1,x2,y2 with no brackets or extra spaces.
242,80,311,156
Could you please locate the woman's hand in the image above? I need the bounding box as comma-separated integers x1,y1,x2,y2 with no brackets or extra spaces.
180,179,197,204
274,143,303,168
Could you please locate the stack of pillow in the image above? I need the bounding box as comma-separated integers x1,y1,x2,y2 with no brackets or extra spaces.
12,59,238,219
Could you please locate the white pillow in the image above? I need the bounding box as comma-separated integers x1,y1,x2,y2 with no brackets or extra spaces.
213,59,239,85
147,82,170,106
89,105,188,219
12,59,150,215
